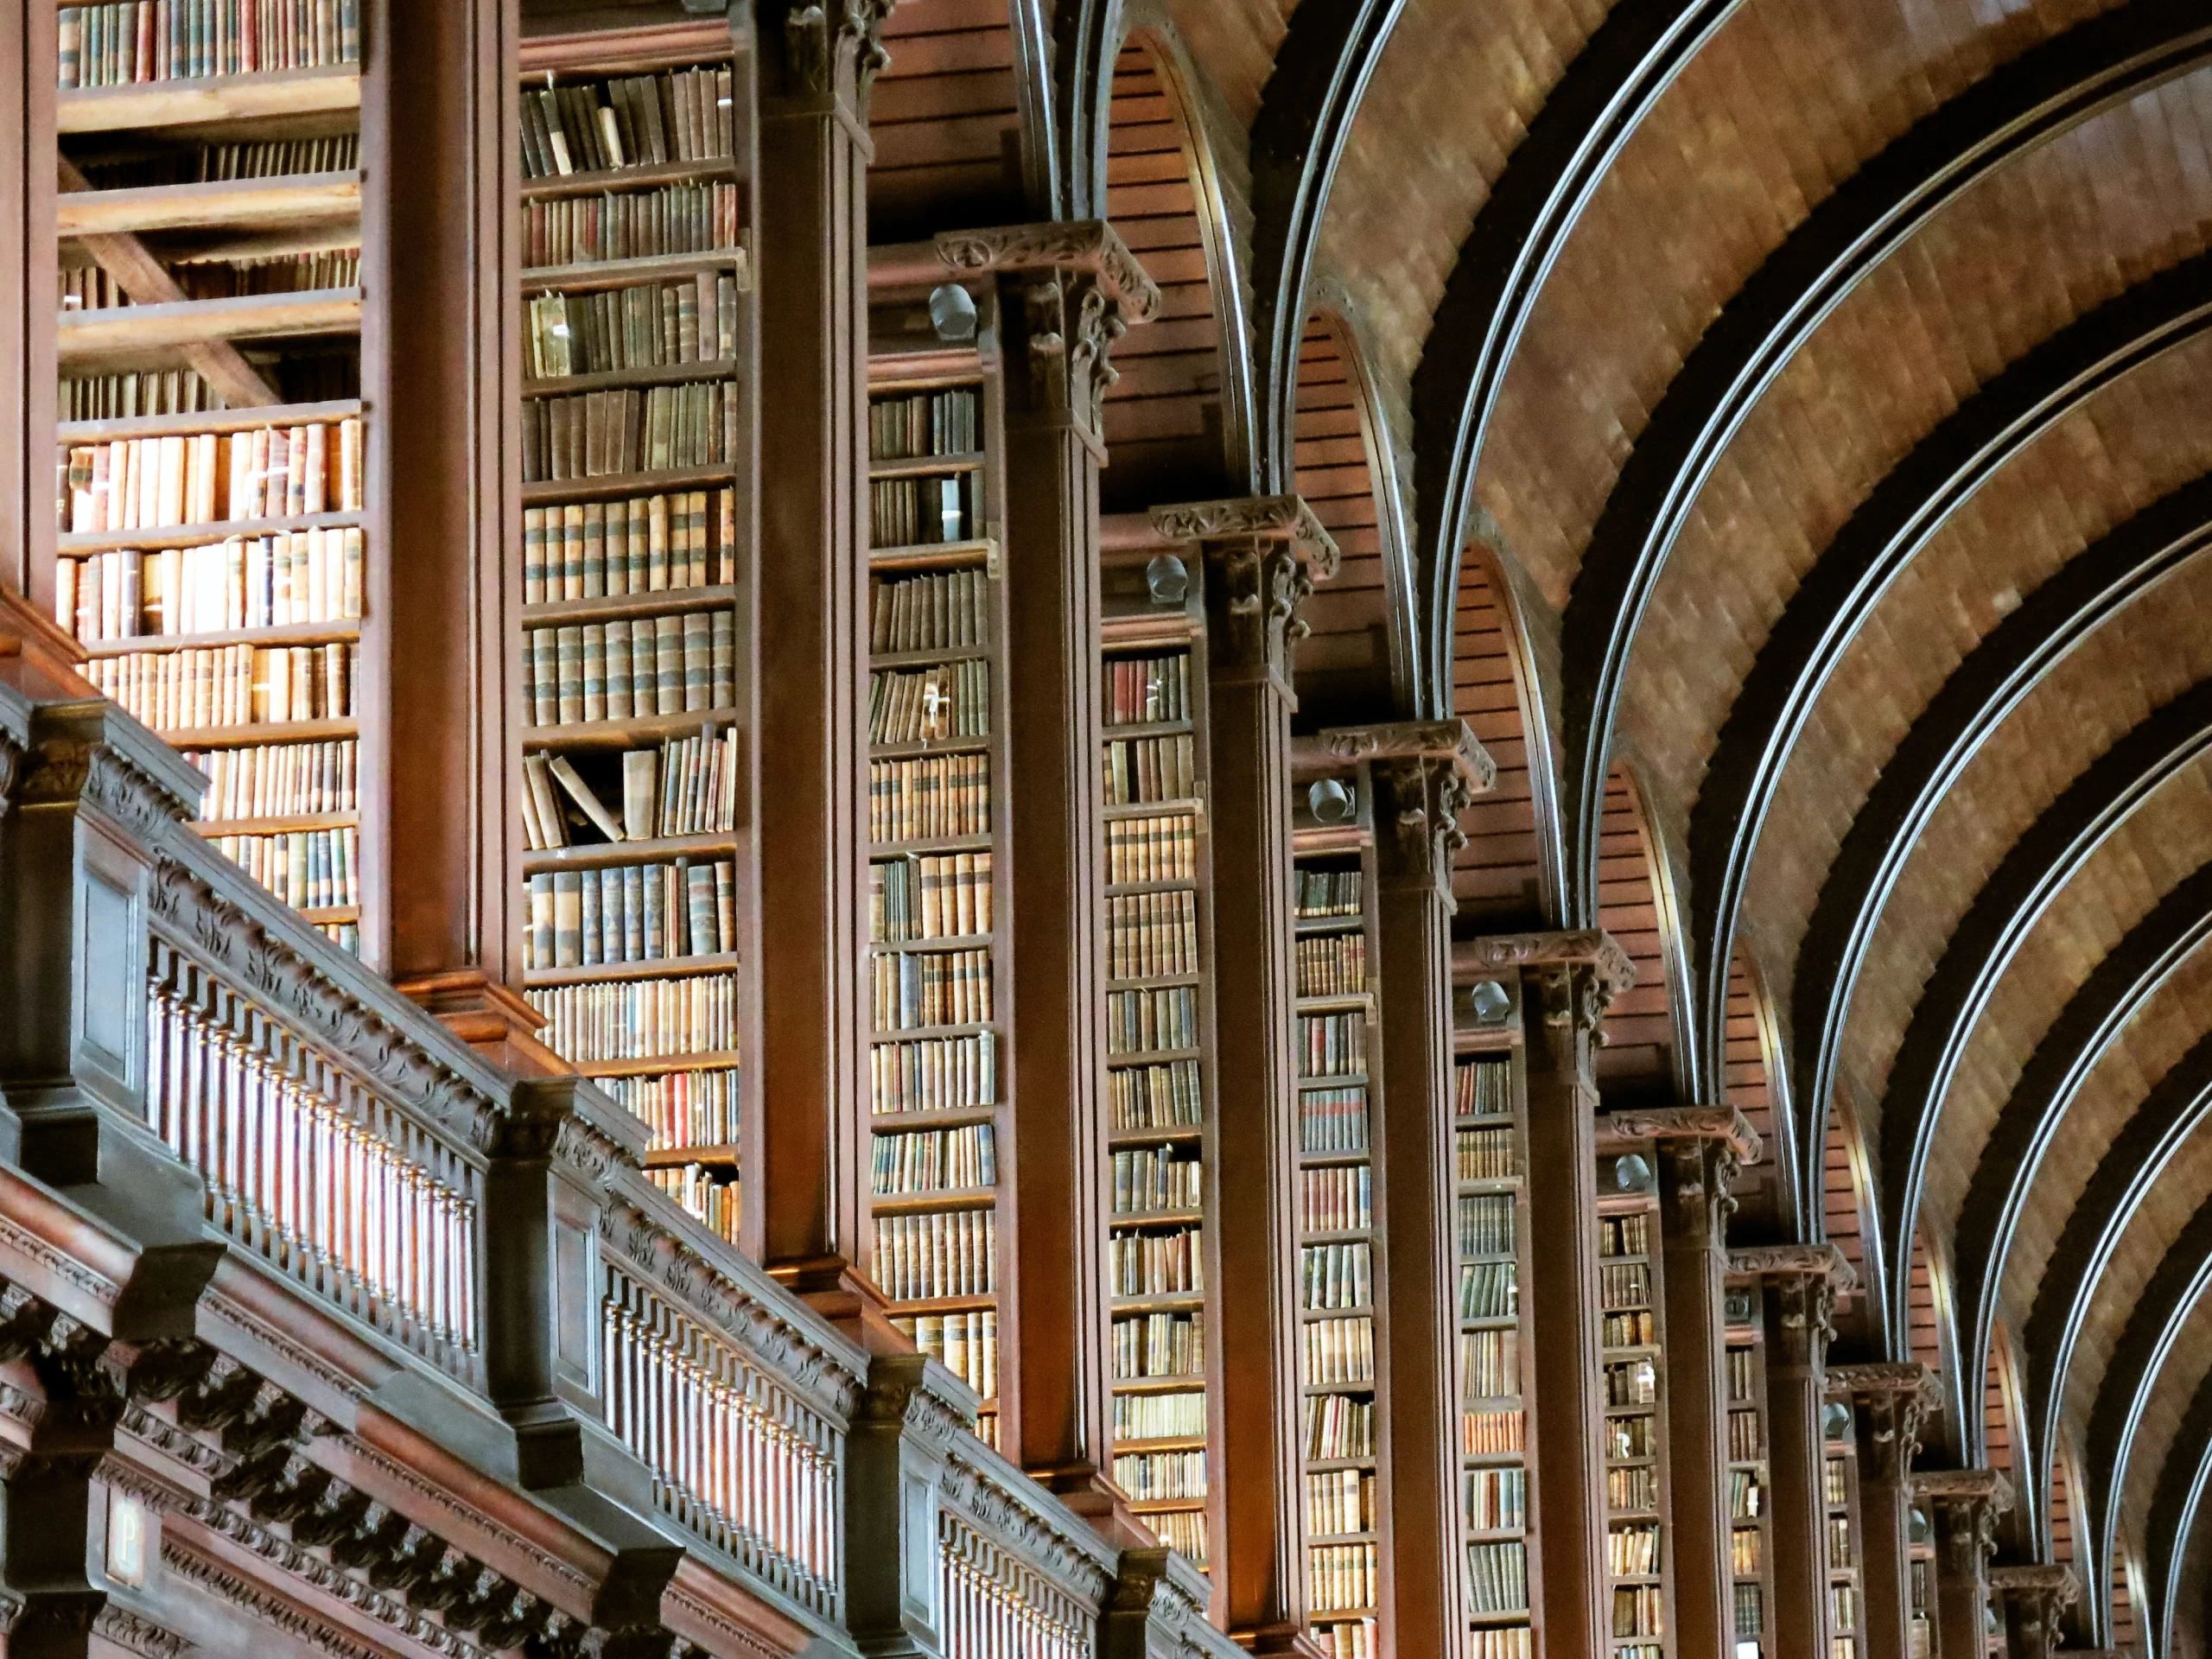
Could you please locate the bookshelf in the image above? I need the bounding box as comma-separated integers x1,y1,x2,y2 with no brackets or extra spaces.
1725,1280,1774,1659
1907,1516,1933,1659
1290,775,1383,1659
1600,1165,1675,1659
864,318,1012,1449
514,14,756,1251
53,4,369,952
1453,976,1536,1659
1100,545,1220,1574
1824,1408,1865,1659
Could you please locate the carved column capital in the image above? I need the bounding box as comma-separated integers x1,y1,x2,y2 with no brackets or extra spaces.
1991,1561,2078,1659
770,0,895,107
1328,720,1495,895
1604,1109,1760,1244
1829,1362,1940,1484
1733,1243,1854,1371
1913,1467,2012,1575
1160,496,1339,690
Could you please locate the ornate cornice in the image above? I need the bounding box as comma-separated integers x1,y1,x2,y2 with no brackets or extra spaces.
950,225,1158,439
1729,1242,1858,1293
938,1447,1116,1608
1458,930,1637,995
1828,1361,1939,1398
1831,1361,1940,1483
1149,494,1341,576
160,1541,390,1659
934,220,1161,321
1313,718,1497,790
1913,1467,2013,1508
91,1604,194,1658
1599,1105,1763,1163
1989,1562,2079,1601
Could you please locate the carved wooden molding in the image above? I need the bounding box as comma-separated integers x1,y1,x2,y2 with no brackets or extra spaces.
1912,1467,2013,1507
1598,1104,1763,1163
939,1439,1118,1608
1830,1361,1941,1483
1729,1242,1858,1293
1457,930,1637,995
1149,493,1341,575
777,0,894,101
1103,1546,1227,1656
1988,1562,2079,1601
1160,496,1342,685
91,1604,195,1658
934,219,1161,321
1312,717,1497,788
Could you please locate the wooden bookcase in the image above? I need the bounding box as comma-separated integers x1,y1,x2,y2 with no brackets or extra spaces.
54,3,371,952
1454,976,1536,1659
514,14,756,1249
1725,1280,1775,1658
1908,1520,1934,1659
1290,771,1384,1657
1600,1164,1675,1659
1100,547,1221,1574
863,304,1012,1448
1824,1412,1866,1659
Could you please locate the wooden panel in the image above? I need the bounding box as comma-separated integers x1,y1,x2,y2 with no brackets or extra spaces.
1159,0,1295,129
868,0,1023,240
1290,315,1390,722
1451,557,1547,928
1823,1103,1874,1328
1984,1325,2017,1475
1470,0,2121,618
2049,1441,2075,1561
1592,766,1676,1096
1622,72,2212,935
1908,1232,1942,1380
1722,950,1781,1192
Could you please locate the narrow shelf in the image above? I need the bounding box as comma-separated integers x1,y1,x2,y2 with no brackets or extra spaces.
1101,718,1192,741
1294,912,1366,934
868,1187,998,1215
1128,1498,1208,1516
869,832,994,857
1104,876,1204,899
1102,796,1203,822
79,617,361,657
59,170,361,238
522,359,738,397
1107,1125,1204,1147
867,449,985,480
523,832,739,874
296,905,359,925
868,932,993,955
525,952,741,988
156,717,358,748
1295,993,1375,1014
520,157,742,201
1108,1208,1205,1230
1113,1434,1207,1453
575,1049,744,1079
869,1020,996,1042
1110,1374,1209,1395
1107,1292,1206,1314
869,537,995,573
867,1105,1000,1132
57,66,363,136
883,1292,998,1316
869,734,990,761
1298,1071,1369,1090
1105,1046,1204,1067
522,584,736,627
869,643,992,671
524,707,743,751
522,249,747,291
194,811,356,836
644,1144,740,1169
60,508,364,557
1300,1306,1374,1322
59,289,362,362
58,398,362,442
522,464,735,505
1106,972,1205,993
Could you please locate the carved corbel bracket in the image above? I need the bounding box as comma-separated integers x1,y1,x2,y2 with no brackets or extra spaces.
1601,1106,1762,1243
1829,1361,1941,1484
1730,1243,1854,1368
1913,1467,2012,1574
1990,1561,2080,1646
1315,719,1497,893
1151,496,1339,688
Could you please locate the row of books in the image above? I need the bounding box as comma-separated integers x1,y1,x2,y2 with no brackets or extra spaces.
1305,1315,1375,1386
1112,1310,1203,1378
519,70,736,181
1457,1058,1512,1116
58,266,130,312
58,0,361,87
869,1033,997,1115
1605,1357,1658,1408
1601,1262,1652,1311
1107,985,1198,1056
1727,1345,1759,1402
1464,1408,1525,1457
1112,1449,1204,1503
64,529,363,642
1600,1213,1653,1257
1149,1510,1207,1567
1825,1459,1851,1510
1306,1392,1375,1460
1113,1390,1204,1442
1729,1468,1763,1522
1459,1125,1519,1182
874,1209,995,1302
1106,890,1198,979
525,276,740,379
1109,1060,1203,1129
524,182,741,270
1470,1630,1532,1659
1103,653,1190,727
1294,869,1363,918
1104,733,1195,805
188,251,364,299
1302,1243,1371,1312
1463,1329,1518,1399
61,369,217,422
213,824,357,911
521,731,738,851
1465,1465,1528,1531
1733,1578,1764,1635
1301,1165,1370,1233
648,1165,738,1244
1608,1522,1661,1577
1105,811,1198,887
601,1065,736,1152
1827,1513,1853,1567
1612,1585,1663,1637
523,491,737,602
1108,1225,1202,1296
897,1310,995,1400
1827,1584,1858,1635
1297,933,1366,998
1603,1311,1657,1348
1607,1465,1658,1512
868,753,991,842
1467,1541,1529,1615
523,858,736,970
182,737,353,819
1110,1147,1201,1215
525,971,738,1064
85,639,353,731
870,1124,995,1194
1728,1408,1763,1462
869,661,988,743
871,852,993,942
1460,1261,1517,1320
868,389,980,461
523,613,736,726
869,474,972,550
1300,1088,1369,1155
1300,1011,1366,1078
871,568,988,653
1607,1414,1657,1462
872,947,992,1032
521,380,737,482
73,135,359,189
1459,1192,1517,1259
1314,1621,1376,1659
1308,1543,1376,1612
60,419,362,533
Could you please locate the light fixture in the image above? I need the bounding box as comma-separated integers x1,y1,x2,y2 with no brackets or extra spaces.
1469,979,1510,1025
1145,554,1189,606
1307,779,1354,824
928,283,978,343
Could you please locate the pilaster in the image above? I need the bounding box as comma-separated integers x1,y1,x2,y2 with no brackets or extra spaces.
847,1352,975,1657
1832,1362,1940,1659
1988,1563,2076,1659
1155,494,1337,1654
1912,1468,2010,1659
1459,930,1637,1659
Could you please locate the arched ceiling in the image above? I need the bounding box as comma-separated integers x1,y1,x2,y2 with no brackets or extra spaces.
870,0,2212,1642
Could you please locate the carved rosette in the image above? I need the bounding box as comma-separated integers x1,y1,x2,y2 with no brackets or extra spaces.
777,0,894,106
1730,1244,1853,1370
1829,1362,1940,1484
1912,1468,2011,1579
1154,496,1339,690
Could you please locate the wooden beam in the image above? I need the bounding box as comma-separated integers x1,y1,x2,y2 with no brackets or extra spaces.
55,62,360,134
56,170,359,237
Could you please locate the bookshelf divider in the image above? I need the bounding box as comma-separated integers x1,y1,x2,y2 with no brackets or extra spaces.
1825,1399,1865,1659
1598,1154,1675,1659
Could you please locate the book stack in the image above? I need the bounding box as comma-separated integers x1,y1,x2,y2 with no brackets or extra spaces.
1467,1541,1530,1617
185,738,354,819
1113,1310,1205,1379
1300,1166,1371,1233
873,1211,995,1300
1103,732,1195,804
867,365,1005,1447
1299,1011,1366,1077
1110,1146,1203,1215
517,27,751,1249
871,1124,995,1195
1113,1391,1205,1442
1296,931,1366,997
1308,1542,1377,1616
62,369,217,421
1726,1327,1773,1656
1465,1466,1527,1531
1825,1420,1862,1659
59,1,363,86
1105,812,1198,885
1106,890,1198,978
895,1310,997,1405
1600,1197,1672,1657
1103,652,1190,725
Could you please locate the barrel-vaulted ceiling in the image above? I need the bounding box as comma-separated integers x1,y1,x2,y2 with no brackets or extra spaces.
858,0,2212,1646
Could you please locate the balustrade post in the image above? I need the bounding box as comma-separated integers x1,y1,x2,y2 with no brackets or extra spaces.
846,1351,976,1656
1459,930,1637,1656
1833,1362,1939,1659
1913,1469,2009,1659
1988,1563,2076,1659
1102,1546,1236,1659
1154,494,1337,1654
1733,1244,1853,1658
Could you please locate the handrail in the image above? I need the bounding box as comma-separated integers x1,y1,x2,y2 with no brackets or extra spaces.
938,1423,1117,1659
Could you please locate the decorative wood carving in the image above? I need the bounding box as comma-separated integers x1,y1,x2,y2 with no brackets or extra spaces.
1829,1362,1940,1484
778,0,894,103
1457,930,1637,998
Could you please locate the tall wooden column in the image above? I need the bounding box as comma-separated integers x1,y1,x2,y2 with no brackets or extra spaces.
1155,495,1338,1654
1988,1563,2076,1659
931,223,1158,1525
1735,1245,1853,1659
753,0,892,1332
1914,1469,2010,1658
1833,1363,1938,1659
0,1,55,613
1333,721,1494,1659
1604,1108,1762,1659
1460,931,1637,1658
